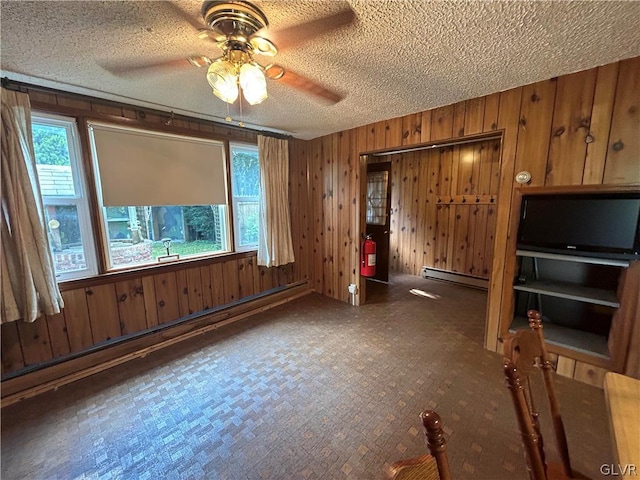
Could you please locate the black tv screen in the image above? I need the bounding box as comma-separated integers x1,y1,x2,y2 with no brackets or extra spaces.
517,192,640,259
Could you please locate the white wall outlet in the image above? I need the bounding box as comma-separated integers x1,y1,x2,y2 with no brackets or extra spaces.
348,284,358,294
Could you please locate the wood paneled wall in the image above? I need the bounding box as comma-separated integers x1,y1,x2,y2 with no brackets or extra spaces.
374,139,501,278
297,56,640,356
1,87,310,379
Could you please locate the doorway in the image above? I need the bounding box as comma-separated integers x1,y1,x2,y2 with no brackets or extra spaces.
365,162,392,283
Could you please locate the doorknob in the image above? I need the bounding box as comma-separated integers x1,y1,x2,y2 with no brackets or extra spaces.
384,231,389,234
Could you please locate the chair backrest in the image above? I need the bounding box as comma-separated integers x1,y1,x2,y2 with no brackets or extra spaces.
386,410,452,480
503,310,573,480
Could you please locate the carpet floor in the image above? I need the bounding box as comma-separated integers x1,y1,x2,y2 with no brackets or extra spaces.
1,274,612,479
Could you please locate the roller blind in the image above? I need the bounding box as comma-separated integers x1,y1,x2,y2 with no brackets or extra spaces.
88,122,227,206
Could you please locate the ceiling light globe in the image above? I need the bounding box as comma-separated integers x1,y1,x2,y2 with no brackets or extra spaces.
206,60,238,104
239,63,268,105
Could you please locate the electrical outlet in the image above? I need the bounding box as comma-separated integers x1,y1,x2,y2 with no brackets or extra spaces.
348,284,358,294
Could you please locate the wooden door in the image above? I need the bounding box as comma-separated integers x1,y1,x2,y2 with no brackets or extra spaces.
366,162,392,282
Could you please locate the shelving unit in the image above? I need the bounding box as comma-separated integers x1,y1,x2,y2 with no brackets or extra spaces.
512,250,623,360
513,278,619,308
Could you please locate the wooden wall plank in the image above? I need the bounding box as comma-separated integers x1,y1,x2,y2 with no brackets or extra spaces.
17,317,53,366
45,311,71,359
153,272,180,324
453,101,466,138
175,270,190,317
185,267,204,314
62,288,93,352
86,284,121,343
464,97,486,135
583,63,619,184
389,156,402,272
374,121,386,150
222,259,240,303
238,256,255,299
115,279,147,335
431,105,454,140
310,138,323,293
386,117,404,148
1,323,24,374
482,93,500,132
514,79,557,187
604,57,640,184
209,263,226,307
420,110,432,143
402,113,422,146
141,276,159,328
546,69,597,185
200,266,213,310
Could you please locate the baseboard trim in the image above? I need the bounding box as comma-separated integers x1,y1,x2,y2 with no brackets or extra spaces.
1,283,313,407
420,267,489,290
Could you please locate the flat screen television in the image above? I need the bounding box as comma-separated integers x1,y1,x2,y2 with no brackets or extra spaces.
517,192,640,260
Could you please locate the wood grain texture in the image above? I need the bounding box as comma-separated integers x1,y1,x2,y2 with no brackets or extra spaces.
115,279,148,335
514,79,557,187
431,105,454,141
604,372,640,467
62,288,93,352
17,317,53,366
86,284,121,343
141,276,159,328
153,272,180,324
604,57,640,184
402,113,422,146
583,63,619,184
45,310,71,359
546,69,597,186
464,97,486,135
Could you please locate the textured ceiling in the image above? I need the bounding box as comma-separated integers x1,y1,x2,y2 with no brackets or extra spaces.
1,1,639,140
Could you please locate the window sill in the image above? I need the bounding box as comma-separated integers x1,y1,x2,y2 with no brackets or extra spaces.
58,249,260,291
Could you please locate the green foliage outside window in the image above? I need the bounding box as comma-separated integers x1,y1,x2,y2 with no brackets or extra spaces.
32,124,71,166
231,150,260,196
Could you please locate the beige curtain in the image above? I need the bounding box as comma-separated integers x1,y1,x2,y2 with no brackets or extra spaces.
1,87,64,323
257,135,295,267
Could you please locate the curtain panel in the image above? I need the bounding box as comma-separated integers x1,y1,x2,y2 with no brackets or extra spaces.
1,87,64,323
257,135,295,268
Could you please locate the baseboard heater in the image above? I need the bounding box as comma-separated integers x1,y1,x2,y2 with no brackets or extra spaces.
420,266,488,290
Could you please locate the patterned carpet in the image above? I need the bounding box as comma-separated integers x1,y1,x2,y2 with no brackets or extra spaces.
1,274,612,479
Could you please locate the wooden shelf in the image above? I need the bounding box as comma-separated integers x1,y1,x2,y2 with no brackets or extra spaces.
514,280,619,307
510,316,609,359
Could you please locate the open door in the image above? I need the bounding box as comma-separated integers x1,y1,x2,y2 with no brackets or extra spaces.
365,162,392,283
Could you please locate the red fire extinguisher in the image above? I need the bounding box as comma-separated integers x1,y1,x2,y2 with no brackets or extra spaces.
361,234,376,277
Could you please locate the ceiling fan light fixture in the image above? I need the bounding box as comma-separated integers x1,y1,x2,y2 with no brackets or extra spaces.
207,59,239,103
249,36,277,56
239,62,267,105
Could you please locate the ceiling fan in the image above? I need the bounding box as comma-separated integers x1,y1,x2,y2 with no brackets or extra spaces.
106,1,356,106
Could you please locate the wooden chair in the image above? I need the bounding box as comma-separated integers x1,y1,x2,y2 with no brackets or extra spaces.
386,410,452,480
503,310,589,480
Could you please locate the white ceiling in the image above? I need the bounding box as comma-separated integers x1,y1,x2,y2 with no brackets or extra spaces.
1,1,639,140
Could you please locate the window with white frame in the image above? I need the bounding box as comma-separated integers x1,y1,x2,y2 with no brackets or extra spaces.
32,113,97,280
230,143,260,251
88,122,231,269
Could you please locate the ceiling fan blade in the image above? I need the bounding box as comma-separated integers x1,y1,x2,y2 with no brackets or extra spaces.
164,2,203,32
265,6,356,52
268,66,344,104
100,57,198,77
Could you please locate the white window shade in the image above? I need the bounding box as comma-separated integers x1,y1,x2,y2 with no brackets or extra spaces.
89,123,228,206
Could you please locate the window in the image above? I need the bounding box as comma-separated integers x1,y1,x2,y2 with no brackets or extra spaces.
230,143,260,251
32,114,97,280
88,122,231,269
